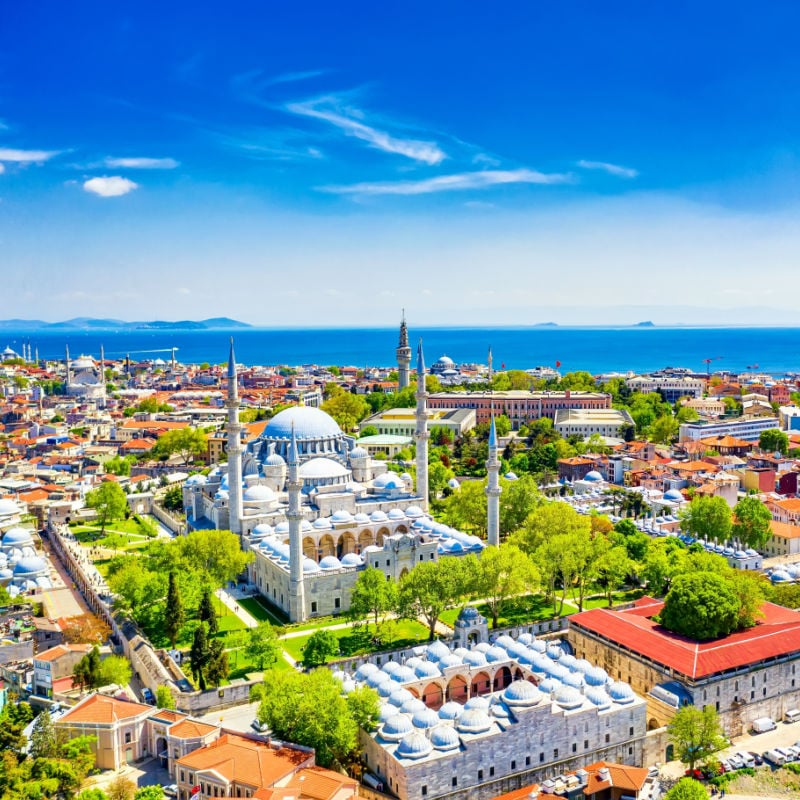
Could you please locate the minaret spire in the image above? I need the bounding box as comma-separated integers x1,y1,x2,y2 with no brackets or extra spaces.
414,338,430,509
487,346,493,385
486,402,501,547
287,422,306,621
65,345,72,386
225,338,243,535
396,311,412,391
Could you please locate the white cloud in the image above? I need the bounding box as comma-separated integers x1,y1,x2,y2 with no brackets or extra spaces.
0,163,5,174
287,95,446,165
83,176,139,197
321,168,573,196
104,156,179,169
266,69,327,86
577,159,639,178
0,147,61,163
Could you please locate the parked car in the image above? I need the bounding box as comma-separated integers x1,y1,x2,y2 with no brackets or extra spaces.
752,717,777,733
164,786,178,797
727,755,744,770
785,708,800,724
763,749,785,766
251,719,269,733
141,687,155,705
748,752,764,766
736,752,755,768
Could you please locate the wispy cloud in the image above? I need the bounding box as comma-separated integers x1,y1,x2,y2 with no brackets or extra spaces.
266,69,327,86
577,159,639,178
0,163,4,174
0,147,62,164
320,168,573,196
286,94,447,165
104,156,179,169
214,128,326,161
83,176,138,197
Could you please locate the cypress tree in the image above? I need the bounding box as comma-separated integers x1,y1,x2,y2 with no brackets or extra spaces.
189,624,210,690
198,587,218,635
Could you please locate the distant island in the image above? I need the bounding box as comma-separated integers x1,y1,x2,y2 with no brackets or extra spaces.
533,322,559,327
634,321,655,327
0,317,252,331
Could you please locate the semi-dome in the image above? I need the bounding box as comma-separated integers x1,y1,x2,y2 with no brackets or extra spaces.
608,682,635,703
2,527,33,547
503,680,541,707
438,701,464,720
396,732,433,759
243,484,275,503
263,406,343,440
381,714,414,741
299,458,350,480
13,556,46,577
456,709,492,734
412,708,439,729
430,725,460,751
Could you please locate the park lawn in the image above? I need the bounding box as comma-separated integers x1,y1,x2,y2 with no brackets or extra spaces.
71,518,146,537
440,595,573,629
226,650,293,681
211,595,248,634
237,596,286,627
281,619,430,664
576,589,645,611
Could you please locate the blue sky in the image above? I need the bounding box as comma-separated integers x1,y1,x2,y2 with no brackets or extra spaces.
3,2,800,325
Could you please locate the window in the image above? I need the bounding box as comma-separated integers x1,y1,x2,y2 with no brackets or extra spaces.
478,770,483,781
386,560,390,567
311,602,317,613
421,788,427,797
125,732,131,744
511,760,516,770
334,598,340,609
584,740,589,750
629,726,634,735
539,753,544,762
605,734,610,743
489,767,494,777
452,778,458,788
525,756,531,766
571,743,576,753
554,749,558,759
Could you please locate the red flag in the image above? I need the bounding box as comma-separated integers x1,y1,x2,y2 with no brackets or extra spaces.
501,362,505,370
555,360,561,368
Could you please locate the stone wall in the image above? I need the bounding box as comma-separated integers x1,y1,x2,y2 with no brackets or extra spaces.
174,678,262,715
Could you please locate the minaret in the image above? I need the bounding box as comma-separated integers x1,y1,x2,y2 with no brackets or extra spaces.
225,338,243,536
34,346,38,367
396,311,412,391
486,406,501,547
65,345,72,387
487,346,493,385
287,423,306,622
415,339,430,509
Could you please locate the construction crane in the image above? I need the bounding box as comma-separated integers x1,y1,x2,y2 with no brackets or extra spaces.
702,356,723,377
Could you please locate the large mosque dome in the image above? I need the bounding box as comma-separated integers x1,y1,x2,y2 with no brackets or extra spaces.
264,406,343,441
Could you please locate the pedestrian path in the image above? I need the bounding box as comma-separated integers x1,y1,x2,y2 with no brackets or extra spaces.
215,588,259,628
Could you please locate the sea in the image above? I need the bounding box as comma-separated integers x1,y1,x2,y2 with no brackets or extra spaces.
2,326,799,376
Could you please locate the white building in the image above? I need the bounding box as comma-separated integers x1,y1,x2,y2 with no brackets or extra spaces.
626,375,704,402
553,409,634,440
678,416,780,442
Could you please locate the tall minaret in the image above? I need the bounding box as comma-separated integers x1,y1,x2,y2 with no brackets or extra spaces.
486,406,501,547
34,346,39,367
415,339,429,509
397,311,412,391
225,338,243,536
487,346,493,385
100,344,105,375
287,424,306,622
65,345,72,387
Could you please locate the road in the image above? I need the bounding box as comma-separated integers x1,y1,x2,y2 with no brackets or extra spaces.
197,701,261,734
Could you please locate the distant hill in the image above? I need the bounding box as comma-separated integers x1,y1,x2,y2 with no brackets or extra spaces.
0,317,252,330
634,321,655,327
533,322,559,327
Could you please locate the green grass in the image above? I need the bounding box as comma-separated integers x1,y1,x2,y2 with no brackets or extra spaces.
281,619,431,664
440,595,573,629
237,596,286,626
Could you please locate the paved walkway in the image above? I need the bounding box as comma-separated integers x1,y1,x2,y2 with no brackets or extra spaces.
215,588,259,628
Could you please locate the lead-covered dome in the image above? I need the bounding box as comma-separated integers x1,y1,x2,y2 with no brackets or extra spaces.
263,406,343,440
397,731,433,759
430,725,460,751
503,680,541,707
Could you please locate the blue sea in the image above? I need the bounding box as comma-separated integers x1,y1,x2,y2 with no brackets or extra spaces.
2,326,799,375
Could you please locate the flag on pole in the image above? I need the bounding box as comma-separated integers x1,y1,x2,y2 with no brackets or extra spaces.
555,360,561,368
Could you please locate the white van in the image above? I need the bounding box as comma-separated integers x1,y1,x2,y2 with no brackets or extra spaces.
752,716,777,733
785,709,800,724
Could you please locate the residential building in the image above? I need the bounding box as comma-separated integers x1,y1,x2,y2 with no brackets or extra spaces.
780,406,800,432
32,643,93,699
764,520,800,557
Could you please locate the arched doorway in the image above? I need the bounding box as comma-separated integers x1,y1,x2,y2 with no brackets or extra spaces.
396,525,408,534
422,682,444,709
471,671,492,696
358,530,374,551
338,531,356,556
377,527,390,545
447,675,468,703
156,737,167,768
319,534,335,558
648,718,660,731
493,666,513,691
399,568,409,579
302,537,316,561
666,744,674,761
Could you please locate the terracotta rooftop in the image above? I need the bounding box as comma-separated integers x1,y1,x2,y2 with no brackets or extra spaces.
570,597,800,680
59,693,152,724
177,734,311,789
35,643,91,663
283,767,357,800
770,520,800,540
583,761,650,795
169,718,219,739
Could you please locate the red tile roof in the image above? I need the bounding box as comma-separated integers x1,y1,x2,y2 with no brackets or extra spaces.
59,693,153,724
570,598,800,680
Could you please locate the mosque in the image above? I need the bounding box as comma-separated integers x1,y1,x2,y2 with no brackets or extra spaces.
184,326,501,622
64,346,107,405
0,499,52,597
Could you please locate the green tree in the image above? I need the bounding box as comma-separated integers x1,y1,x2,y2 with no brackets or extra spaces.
345,685,381,732
77,790,108,800
0,701,33,753
664,779,709,800
359,425,379,437
660,572,740,640
164,571,185,647
151,427,208,465
206,639,229,686
255,669,378,768
245,623,281,670
428,460,455,499
759,428,789,455
667,705,726,771
189,623,211,690
321,392,370,431
511,502,590,557
475,544,539,628
650,414,678,444
595,544,633,607
85,481,128,534
29,710,58,760
99,655,132,687
173,529,252,587
680,495,732,544
162,485,184,512
198,587,218,634
349,567,398,628
500,475,542,535
134,787,165,800
732,496,772,550
303,630,339,667
398,559,464,639
104,455,133,476
74,645,103,691
107,775,137,800
156,685,176,709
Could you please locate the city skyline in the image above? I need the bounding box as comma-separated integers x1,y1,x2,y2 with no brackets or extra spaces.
4,3,800,324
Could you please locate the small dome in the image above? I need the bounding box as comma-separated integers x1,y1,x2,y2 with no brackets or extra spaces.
555,686,584,709
353,512,371,523
379,703,397,723
341,553,363,567
485,646,508,663
559,654,578,671
447,478,460,489
367,671,392,688
377,681,395,698
573,659,592,674
663,489,684,502
2,527,33,547
397,732,433,759
412,708,440,729
391,665,416,683
537,678,561,696
608,682,635,703
585,688,612,709
388,508,406,520
299,457,350,480
494,635,516,649
389,688,415,707
456,709,493,734
503,680,541,707
504,472,519,481
405,505,424,518
264,405,343,441
517,633,534,646
430,725,460,751
585,666,609,687
382,661,401,675
13,556,46,577
426,640,451,661
490,701,510,719
274,521,290,535
313,517,332,530
185,473,207,486
563,672,585,689
370,510,389,522
374,474,404,490
331,509,354,523
415,661,441,679
462,651,487,667
319,556,341,569
583,470,603,482
381,714,414,741
350,446,369,459
252,523,273,536
302,558,321,573
438,654,462,669
264,451,286,467
546,644,563,660
464,696,490,711
243,484,275,503
400,698,426,715
341,678,356,694
438,701,464,720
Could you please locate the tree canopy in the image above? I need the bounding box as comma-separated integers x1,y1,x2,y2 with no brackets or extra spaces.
85,482,128,534
667,705,726,771
759,428,789,455
732,496,772,550
679,495,732,543
660,571,742,640
151,427,208,465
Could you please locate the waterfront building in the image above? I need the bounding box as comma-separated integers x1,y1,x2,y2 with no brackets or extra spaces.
426,391,612,429
569,597,800,738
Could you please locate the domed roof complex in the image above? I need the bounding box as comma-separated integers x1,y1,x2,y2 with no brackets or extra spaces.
264,406,344,441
